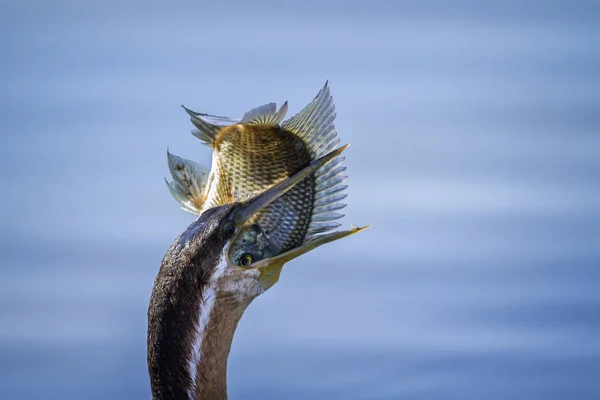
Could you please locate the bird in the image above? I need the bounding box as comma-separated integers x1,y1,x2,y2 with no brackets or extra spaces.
148,146,367,399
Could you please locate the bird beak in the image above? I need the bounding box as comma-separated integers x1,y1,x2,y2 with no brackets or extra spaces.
233,144,370,290
251,224,369,290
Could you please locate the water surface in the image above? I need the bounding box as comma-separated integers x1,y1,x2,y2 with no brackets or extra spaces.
1,1,599,398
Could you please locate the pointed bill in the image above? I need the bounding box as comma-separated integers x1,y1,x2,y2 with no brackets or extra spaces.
253,225,370,290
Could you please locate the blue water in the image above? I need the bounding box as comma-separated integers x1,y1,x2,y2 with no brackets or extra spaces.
1,1,599,398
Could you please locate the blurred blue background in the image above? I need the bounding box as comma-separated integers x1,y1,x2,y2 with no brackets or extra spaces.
1,1,599,399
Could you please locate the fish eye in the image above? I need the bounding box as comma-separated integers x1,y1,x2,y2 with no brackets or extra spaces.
221,221,236,239
238,253,253,267
250,224,262,234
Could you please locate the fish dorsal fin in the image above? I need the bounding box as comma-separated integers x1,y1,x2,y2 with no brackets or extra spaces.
240,102,288,125
281,81,337,159
182,105,239,147
165,150,209,215
281,82,348,241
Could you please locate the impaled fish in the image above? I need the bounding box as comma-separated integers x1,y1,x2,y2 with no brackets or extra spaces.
166,83,351,267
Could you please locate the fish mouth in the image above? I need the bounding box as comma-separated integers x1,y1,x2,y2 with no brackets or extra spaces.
228,143,369,289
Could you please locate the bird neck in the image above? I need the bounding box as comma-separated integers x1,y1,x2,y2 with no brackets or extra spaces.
148,261,249,400
190,289,248,400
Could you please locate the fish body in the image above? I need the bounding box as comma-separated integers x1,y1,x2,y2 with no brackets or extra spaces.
167,83,348,265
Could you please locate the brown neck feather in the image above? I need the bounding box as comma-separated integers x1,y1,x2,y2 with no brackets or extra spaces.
148,267,249,400
148,243,251,400
191,292,248,400
148,254,203,400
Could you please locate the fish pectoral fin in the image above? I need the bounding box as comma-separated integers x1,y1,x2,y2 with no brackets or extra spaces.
166,150,209,214
240,102,288,126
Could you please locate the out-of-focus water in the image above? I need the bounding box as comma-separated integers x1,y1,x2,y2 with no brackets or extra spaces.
1,1,599,399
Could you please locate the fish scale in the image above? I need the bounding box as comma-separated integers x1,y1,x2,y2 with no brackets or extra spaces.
166,82,348,265
212,125,313,252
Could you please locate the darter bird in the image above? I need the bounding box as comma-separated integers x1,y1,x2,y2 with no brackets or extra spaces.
148,146,367,399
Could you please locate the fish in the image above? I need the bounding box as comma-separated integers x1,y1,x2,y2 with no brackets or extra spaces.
166,83,349,267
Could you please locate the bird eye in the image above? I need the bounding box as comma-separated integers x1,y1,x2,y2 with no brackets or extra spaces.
238,253,253,267
221,221,236,239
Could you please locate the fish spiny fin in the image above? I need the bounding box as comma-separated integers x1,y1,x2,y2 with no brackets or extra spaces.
166,150,209,215
240,102,288,125
182,105,238,147
281,81,337,159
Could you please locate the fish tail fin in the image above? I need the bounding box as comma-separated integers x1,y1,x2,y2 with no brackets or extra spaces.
165,150,209,214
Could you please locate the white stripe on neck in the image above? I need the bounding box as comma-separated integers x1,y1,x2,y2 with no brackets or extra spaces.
187,254,228,399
